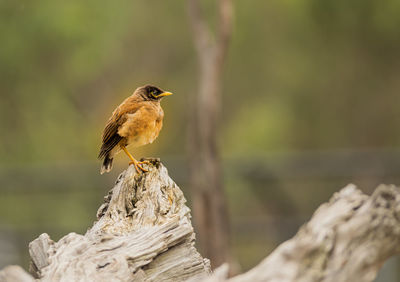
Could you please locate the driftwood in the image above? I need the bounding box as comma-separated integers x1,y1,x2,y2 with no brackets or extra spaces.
201,184,400,282
9,159,211,282
1,160,400,282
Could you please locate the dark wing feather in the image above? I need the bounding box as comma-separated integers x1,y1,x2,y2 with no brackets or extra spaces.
102,121,119,143
98,102,141,159
98,123,122,159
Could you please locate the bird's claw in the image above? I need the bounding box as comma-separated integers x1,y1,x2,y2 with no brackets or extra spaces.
129,161,148,173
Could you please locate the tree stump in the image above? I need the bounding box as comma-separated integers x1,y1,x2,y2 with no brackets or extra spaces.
28,159,211,281
1,161,400,282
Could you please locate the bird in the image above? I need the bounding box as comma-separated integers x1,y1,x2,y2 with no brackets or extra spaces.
98,85,172,174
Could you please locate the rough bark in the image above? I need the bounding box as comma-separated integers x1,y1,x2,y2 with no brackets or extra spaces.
199,184,400,282
187,0,233,268
26,159,210,282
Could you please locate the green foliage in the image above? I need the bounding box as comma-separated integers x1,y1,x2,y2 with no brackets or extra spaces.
2,0,399,162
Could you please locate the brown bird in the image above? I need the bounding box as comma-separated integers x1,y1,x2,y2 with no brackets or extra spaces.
98,85,172,174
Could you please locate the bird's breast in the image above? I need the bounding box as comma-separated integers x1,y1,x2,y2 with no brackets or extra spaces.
124,114,163,148
118,103,164,148
129,120,162,147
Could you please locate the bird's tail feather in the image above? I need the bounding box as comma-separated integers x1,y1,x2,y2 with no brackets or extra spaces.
100,154,113,174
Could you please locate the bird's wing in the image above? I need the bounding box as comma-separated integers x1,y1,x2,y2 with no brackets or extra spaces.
98,102,141,159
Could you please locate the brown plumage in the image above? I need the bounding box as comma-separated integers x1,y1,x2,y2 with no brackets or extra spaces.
98,85,172,174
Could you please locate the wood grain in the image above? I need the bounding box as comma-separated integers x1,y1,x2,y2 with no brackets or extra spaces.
1,162,399,281
28,159,211,282
199,184,400,282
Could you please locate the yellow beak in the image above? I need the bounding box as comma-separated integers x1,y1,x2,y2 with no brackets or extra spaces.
156,91,173,98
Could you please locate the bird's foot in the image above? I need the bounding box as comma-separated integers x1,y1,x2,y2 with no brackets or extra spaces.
129,161,148,173
137,160,151,172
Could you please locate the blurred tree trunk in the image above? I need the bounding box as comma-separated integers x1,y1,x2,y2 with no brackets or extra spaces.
187,0,233,268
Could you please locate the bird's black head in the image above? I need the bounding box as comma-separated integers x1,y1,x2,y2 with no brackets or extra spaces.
138,85,173,101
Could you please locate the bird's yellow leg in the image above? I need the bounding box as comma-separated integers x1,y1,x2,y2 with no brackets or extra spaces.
120,145,148,173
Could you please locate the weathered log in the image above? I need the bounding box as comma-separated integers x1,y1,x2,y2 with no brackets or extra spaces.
1,161,399,282
200,184,400,282
27,159,211,281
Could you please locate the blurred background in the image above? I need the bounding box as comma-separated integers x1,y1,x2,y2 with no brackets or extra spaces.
1,0,399,280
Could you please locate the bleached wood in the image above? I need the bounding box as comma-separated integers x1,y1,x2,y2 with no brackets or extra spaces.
28,159,211,282
200,184,400,282
1,162,399,282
